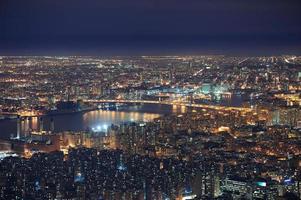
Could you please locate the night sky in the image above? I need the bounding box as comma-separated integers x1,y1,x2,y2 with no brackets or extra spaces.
0,0,300,55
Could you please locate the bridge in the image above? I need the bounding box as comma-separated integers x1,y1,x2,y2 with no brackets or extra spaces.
83,99,254,112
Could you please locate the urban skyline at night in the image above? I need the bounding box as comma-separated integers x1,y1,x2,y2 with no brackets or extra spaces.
0,0,301,200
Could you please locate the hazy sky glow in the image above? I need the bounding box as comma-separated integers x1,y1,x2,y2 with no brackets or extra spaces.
0,0,300,55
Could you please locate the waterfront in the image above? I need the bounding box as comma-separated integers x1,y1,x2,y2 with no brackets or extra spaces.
0,94,248,139
0,55,300,199
0,104,177,139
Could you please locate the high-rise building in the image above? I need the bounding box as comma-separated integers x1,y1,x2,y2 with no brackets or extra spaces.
193,170,221,199
221,177,252,199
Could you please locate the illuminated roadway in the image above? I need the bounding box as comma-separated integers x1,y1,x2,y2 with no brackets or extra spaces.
83,99,254,112
0,99,256,118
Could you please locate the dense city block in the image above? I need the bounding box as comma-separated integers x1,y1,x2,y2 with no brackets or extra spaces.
0,56,301,199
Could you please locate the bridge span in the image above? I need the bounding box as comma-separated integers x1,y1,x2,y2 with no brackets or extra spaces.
83,99,254,112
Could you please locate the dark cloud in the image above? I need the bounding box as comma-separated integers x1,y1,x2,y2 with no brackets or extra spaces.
0,0,300,55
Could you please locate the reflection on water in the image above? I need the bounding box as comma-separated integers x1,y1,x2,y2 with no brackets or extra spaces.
82,110,161,130
20,117,38,135
197,93,248,107
0,104,176,139
0,97,243,139
172,105,187,113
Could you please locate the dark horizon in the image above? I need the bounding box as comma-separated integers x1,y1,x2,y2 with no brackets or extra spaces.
1,0,301,56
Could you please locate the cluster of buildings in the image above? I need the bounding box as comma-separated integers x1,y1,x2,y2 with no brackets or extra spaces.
0,104,301,199
0,55,301,199
0,55,300,117
0,145,300,199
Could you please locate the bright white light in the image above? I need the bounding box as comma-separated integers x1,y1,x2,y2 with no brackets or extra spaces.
182,194,197,200
93,124,109,132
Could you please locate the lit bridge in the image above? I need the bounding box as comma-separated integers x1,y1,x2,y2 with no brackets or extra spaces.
83,99,254,112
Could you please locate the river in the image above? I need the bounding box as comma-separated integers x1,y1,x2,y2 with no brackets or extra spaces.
0,94,248,139
0,104,184,139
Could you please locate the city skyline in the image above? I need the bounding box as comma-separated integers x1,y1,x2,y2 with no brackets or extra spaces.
0,55,300,199
1,1,301,199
